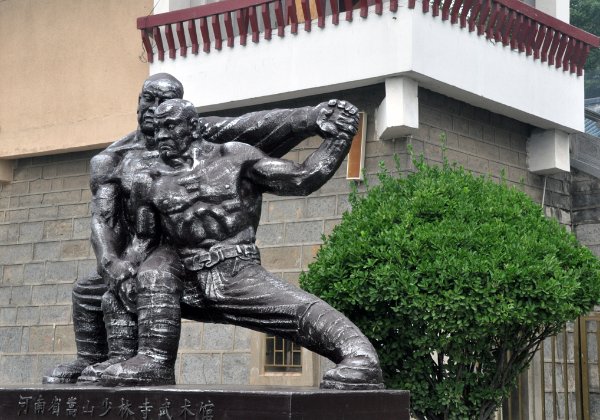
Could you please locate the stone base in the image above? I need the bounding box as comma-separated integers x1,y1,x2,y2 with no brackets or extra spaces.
0,385,409,419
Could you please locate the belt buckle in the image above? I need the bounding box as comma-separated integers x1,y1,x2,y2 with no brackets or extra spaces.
204,249,222,268
192,253,211,270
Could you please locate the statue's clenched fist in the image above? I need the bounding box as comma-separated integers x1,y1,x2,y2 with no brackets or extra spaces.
314,99,360,141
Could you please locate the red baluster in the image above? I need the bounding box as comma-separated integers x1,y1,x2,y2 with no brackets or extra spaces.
524,21,537,56
562,37,577,71
422,0,430,13
165,24,176,59
547,31,562,66
495,6,508,42
344,0,353,21
249,5,260,42
533,25,547,60
375,0,383,15
501,10,516,46
450,0,464,25
188,20,199,54
153,27,165,61
441,0,453,21
315,0,326,27
237,8,248,45
212,15,222,50
570,41,584,75
518,17,531,53
577,45,590,76
485,3,500,40
224,11,235,47
288,0,298,33
555,34,569,68
176,22,187,57
511,14,523,51
330,0,340,24
467,0,482,35
476,0,491,35
540,28,555,62
408,0,416,9
433,0,442,17
274,1,285,36
262,3,273,40
360,0,368,17
301,0,311,31
460,0,474,28
390,0,398,12
141,30,154,63
199,17,210,52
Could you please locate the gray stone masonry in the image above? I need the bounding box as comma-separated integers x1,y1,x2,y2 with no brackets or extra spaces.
572,168,600,257
0,86,582,386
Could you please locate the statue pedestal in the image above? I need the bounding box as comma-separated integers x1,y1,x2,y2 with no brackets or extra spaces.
1,385,409,419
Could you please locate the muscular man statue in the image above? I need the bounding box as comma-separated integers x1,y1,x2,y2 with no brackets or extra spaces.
99,99,384,390
43,73,356,384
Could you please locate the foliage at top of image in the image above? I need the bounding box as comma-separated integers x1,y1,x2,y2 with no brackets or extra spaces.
301,154,600,419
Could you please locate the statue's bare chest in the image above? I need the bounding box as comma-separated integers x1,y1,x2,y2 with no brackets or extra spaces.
153,158,242,215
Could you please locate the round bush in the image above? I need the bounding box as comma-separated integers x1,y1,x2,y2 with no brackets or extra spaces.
300,158,600,419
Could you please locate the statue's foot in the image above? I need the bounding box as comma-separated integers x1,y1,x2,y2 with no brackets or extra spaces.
42,358,100,384
100,354,175,387
77,356,130,384
320,357,385,390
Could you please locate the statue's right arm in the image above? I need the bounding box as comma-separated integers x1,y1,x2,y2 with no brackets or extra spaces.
200,100,358,158
89,152,131,288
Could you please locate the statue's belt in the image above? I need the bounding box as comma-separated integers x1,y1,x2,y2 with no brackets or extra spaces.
180,244,259,272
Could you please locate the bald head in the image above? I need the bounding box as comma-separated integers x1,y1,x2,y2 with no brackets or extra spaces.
137,73,185,140
142,73,184,98
155,99,197,122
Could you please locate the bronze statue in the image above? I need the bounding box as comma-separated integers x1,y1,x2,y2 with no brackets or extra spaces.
43,73,383,390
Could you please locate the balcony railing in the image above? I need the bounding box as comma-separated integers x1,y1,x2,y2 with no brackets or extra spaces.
137,0,599,76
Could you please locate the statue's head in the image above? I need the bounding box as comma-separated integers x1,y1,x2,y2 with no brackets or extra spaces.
137,73,184,143
154,99,199,166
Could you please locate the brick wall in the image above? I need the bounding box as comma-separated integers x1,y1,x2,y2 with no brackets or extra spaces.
0,86,575,385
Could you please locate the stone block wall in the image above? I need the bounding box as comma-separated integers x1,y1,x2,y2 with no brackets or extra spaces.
0,152,96,384
571,168,600,257
0,86,575,385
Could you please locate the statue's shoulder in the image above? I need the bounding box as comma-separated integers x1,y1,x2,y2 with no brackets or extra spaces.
102,131,140,154
90,131,140,185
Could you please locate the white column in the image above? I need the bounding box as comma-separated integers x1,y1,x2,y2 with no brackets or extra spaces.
527,129,570,174
375,77,419,141
153,0,191,14
536,0,570,23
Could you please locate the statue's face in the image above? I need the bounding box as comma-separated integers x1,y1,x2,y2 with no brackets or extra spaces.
137,79,181,137
155,110,194,163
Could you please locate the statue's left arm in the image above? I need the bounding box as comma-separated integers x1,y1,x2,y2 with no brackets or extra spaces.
201,100,356,158
245,102,359,196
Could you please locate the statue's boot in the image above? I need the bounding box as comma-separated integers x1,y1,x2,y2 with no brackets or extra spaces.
101,270,181,386
297,301,385,390
77,291,137,384
43,274,108,384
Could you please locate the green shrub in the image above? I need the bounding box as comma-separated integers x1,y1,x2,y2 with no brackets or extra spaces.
300,157,600,419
